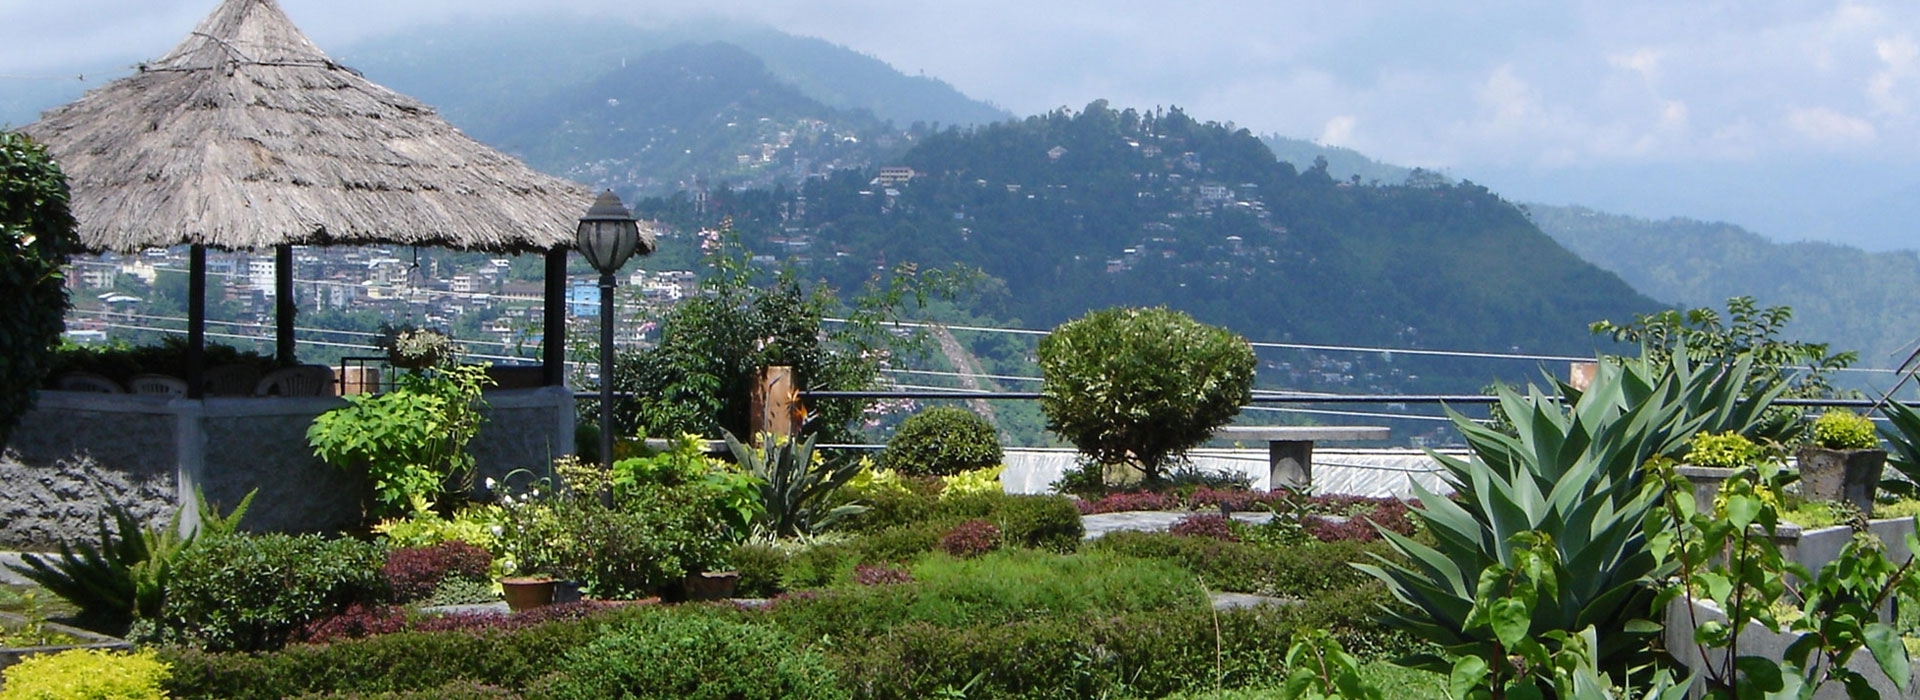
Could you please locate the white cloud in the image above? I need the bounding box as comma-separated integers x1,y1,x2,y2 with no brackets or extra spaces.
1318,116,1357,147
1787,106,1877,145
1870,35,1918,114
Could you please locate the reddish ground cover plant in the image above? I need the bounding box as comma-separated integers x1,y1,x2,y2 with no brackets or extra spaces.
853,563,913,586
381,542,493,602
938,519,1002,558
1169,513,1238,541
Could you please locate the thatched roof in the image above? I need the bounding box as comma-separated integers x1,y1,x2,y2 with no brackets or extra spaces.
23,0,593,253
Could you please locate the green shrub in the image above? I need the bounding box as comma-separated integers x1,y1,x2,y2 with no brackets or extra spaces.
839,473,943,532
163,532,386,651
539,612,845,700
728,541,789,598
158,608,648,699
770,549,1206,640
992,494,1085,552
307,363,492,519
1037,306,1255,482
777,524,946,590
1811,408,1879,450
821,587,1411,700
545,483,730,599
0,131,77,449
1088,531,1388,596
1685,430,1763,468
877,406,1004,476
288,682,522,700
0,648,170,700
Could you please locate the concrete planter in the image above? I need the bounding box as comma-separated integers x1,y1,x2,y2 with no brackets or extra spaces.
1797,447,1887,513
0,611,131,674
1676,465,1738,512
1666,596,1918,700
0,386,574,549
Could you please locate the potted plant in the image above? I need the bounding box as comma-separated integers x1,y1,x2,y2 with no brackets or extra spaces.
1796,408,1886,512
488,474,570,611
1676,431,1766,512
378,325,455,372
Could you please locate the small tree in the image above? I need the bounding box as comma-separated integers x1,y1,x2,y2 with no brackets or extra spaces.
876,406,1003,476
0,131,78,447
1037,306,1254,482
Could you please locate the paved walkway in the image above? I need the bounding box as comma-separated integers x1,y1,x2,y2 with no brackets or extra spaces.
1079,510,1274,539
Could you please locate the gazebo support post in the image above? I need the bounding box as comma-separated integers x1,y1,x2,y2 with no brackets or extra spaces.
275,244,295,364
542,248,567,387
186,244,208,399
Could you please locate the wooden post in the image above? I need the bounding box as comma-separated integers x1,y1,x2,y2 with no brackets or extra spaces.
275,244,296,364
751,365,798,444
186,244,207,399
542,248,568,387
1569,362,1599,391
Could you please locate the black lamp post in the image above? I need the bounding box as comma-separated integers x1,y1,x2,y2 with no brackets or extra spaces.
575,190,652,474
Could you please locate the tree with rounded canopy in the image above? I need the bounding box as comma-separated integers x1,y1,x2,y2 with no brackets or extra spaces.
0,131,77,447
1037,306,1255,482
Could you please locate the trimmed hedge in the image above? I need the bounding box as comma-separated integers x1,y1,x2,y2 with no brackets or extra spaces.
163,533,387,652
1087,531,1392,597
538,612,845,700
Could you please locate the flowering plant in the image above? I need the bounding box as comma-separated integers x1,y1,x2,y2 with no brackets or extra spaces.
485,470,567,579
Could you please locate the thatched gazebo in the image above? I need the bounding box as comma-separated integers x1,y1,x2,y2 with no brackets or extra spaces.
1,0,629,545
23,0,605,394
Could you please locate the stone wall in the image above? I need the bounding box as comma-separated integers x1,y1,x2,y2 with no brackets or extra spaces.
0,386,574,550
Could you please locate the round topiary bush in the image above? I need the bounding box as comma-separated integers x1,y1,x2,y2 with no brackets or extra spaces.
540,612,846,700
876,406,1003,477
0,131,78,447
1037,306,1255,482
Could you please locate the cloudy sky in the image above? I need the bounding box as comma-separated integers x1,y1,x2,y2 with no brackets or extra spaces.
5,0,1919,249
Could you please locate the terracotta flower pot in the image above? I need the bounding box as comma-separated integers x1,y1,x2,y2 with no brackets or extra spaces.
500,576,556,612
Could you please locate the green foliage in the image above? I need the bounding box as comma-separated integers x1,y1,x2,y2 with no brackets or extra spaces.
1090,532,1389,597
308,364,492,519
540,612,846,700
0,131,77,448
1653,459,1920,698
0,648,170,700
1282,629,1384,700
1037,306,1255,480
986,493,1085,553
876,406,1004,476
606,433,764,538
1592,296,1855,442
1812,408,1880,450
938,465,1003,499
1685,431,1764,468
725,431,867,537
769,548,1208,639
614,224,965,444
1881,401,1920,499
546,484,732,599
162,532,386,652
1360,350,1784,682
7,489,252,635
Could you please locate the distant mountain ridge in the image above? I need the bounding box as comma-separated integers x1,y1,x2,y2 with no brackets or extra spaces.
1530,205,1920,369
628,102,1658,393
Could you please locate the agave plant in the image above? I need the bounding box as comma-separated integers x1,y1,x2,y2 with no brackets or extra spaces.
1878,400,1920,499
723,430,866,537
1357,348,1785,685
7,489,253,633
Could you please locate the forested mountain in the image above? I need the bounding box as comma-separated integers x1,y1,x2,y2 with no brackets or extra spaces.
336,18,1007,197
629,102,1660,392
1531,205,1920,368
482,42,906,194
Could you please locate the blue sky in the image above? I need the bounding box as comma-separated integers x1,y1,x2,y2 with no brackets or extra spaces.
5,0,1919,250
